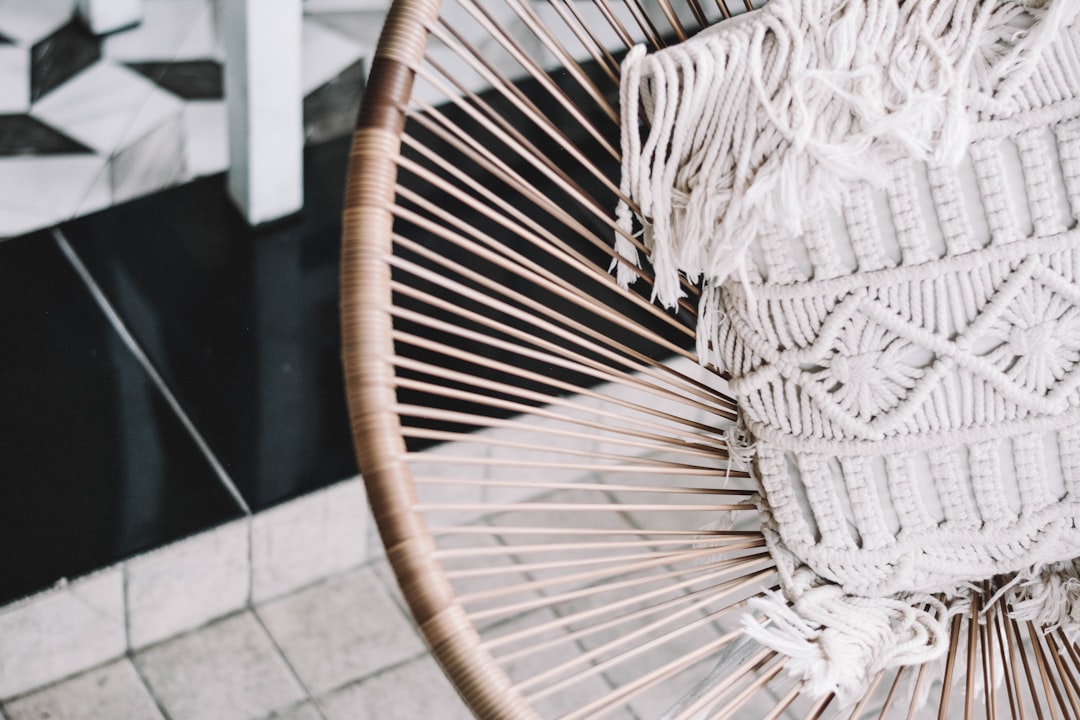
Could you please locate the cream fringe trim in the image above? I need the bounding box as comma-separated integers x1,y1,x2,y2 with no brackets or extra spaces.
740,559,1080,707
615,0,1080,363
614,0,1080,707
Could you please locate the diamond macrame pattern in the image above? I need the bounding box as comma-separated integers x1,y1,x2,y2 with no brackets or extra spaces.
808,317,923,422
729,247,1080,444
985,282,1080,395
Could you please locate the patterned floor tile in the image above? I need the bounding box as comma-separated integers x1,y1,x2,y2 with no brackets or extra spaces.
0,114,91,156
0,0,76,46
30,19,100,103
126,58,223,99
101,0,220,62
31,61,182,155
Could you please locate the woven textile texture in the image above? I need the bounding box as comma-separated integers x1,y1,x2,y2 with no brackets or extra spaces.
616,0,1080,705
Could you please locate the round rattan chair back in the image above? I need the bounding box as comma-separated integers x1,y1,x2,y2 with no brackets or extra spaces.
341,1,1080,717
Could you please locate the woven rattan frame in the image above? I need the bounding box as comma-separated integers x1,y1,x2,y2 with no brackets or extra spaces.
342,2,537,717
341,2,1080,718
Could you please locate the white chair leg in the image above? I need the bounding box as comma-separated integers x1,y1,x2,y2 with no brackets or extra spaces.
222,0,304,226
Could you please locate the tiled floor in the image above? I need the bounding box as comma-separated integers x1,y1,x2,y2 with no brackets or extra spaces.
0,0,376,607
0,0,377,238
0,562,473,720
0,134,362,608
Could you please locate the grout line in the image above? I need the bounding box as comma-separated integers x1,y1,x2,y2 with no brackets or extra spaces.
246,517,256,607
69,0,218,224
249,609,329,720
128,651,176,720
122,565,133,653
52,228,253,516
315,648,432,702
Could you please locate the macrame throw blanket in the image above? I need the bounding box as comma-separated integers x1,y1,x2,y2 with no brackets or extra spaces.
615,0,1080,706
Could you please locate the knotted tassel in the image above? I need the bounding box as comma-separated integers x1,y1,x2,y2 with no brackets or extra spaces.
614,0,1080,341
743,583,949,707
1006,559,1080,642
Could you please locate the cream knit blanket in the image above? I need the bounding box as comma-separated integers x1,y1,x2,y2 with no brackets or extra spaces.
615,0,1080,706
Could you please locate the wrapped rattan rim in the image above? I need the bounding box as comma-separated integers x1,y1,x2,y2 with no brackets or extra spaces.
340,1,541,718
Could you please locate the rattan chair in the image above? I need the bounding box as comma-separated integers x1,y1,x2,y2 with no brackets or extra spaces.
340,1,1080,717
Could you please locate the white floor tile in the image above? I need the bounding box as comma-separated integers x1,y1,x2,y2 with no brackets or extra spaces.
257,566,424,696
251,478,368,604
257,701,322,720
318,656,472,720
3,659,163,720
182,100,228,177
31,62,183,156
303,0,388,13
0,45,30,114
0,204,58,240
76,0,142,36
70,158,114,218
103,0,220,62
111,111,188,202
135,612,307,720
0,0,76,45
125,520,250,650
301,18,365,96
0,570,125,700
0,155,109,225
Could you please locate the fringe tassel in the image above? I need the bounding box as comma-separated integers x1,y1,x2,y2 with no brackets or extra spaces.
615,0,1080,342
1005,558,1080,642
742,581,949,707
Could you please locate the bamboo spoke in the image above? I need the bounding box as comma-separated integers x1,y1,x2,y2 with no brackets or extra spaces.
466,555,775,623
447,0,619,150
706,653,787,720
400,407,735,459
559,632,771,720
391,268,725,408
434,525,763,538
402,80,706,307
521,604,738,699
416,477,753,498
389,301,729,419
389,201,698,357
392,350,730,438
616,0,664,49
436,536,763,561
584,0,637,50
483,572,776,655
543,0,622,80
393,392,733,453
504,0,620,119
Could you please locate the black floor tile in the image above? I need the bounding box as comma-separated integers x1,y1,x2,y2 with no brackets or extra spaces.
0,232,243,605
62,138,359,512
31,20,102,103
126,60,224,100
0,114,93,156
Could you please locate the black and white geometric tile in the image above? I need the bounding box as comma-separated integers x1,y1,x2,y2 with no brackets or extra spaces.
0,0,377,238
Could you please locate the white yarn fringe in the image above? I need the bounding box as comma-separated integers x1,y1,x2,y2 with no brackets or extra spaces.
612,0,1080,706
742,582,949,707
1004,558,1080,642
741,558,1080,706
615,0,1080,346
